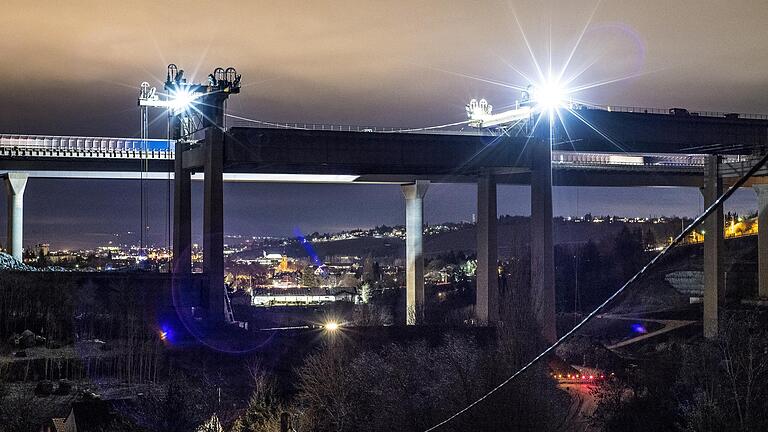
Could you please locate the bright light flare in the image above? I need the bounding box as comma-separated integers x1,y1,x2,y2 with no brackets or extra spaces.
158,325,173,343
466,78,570,129
532,80,566,111
169,88,201,113
323,321,340,332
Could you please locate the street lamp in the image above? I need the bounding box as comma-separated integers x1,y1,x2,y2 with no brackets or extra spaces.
323,321,340,332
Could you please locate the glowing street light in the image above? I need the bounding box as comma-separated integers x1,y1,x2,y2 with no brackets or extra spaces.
323,321,340,332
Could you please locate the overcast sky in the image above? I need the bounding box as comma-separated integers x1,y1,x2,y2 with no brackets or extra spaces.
0,0,766,248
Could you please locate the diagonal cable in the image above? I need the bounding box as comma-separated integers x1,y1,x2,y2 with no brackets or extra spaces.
424,151,768,431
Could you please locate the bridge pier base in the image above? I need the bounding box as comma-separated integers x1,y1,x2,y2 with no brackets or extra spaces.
4,173,28,261
754,185,768,299
531,138,557,343
402,180,429,325
476,173,498,324
702,155,724,339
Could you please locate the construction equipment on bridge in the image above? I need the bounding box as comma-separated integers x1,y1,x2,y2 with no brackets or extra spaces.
144,64,242,325
466,97,532,130
466,81,580,136
139,64,241,138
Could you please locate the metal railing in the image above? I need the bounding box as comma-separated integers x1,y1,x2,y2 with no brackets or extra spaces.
226,120,487,135
227,104,768,135
597,105,768,120
0,134,174,159
552,151,749,169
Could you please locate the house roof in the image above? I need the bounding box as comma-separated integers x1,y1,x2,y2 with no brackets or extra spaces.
70,399,114,431
51,418,66,432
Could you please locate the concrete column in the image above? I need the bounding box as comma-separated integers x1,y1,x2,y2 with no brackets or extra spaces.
402,180,429,325
4,173,28,261
702,155,724,339
476,173,498,324
753,184,768,298
530,138,557,343
172,127,192,275
203,126,226,323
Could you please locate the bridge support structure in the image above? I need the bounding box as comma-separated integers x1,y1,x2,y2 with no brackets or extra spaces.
402,180,429,325
476,172,498,324
167,64,240,324
531,138,557,343
3,173,27,261
702,155,724,339
754,185,768,299
172,116,192,276
202,124,226,322
172,126,228,323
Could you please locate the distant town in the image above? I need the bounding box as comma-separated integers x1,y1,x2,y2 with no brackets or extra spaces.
3,213,756,317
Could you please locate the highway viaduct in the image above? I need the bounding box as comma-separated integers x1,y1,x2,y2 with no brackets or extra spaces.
2,106,768,341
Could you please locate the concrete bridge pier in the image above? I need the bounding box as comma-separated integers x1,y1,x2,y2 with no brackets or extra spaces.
4,173,28,261
702,155,724,339
476,173,499,324
753,184,768,299
531,138,557,343
172,117,192,276
170,91,231,324
402,180,429,325
203,126,226,323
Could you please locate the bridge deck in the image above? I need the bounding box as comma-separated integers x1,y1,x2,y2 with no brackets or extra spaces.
2,107,767,186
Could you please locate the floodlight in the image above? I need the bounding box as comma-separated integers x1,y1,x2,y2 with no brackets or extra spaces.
532,80,565,111
169,88,200,113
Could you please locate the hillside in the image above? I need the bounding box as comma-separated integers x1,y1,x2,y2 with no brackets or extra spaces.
311,217,683,259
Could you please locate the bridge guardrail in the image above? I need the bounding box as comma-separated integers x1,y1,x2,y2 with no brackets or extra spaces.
227,120,487,135
600,105,768,120
0,134,174,159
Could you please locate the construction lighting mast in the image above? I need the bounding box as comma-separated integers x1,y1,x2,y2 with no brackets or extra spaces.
136,82,159,258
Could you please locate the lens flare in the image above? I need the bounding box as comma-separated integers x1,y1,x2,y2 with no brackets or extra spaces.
169,88,200,113
533,80,566,111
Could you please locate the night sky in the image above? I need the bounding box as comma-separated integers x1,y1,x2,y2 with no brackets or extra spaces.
1,0,766,249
